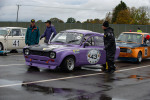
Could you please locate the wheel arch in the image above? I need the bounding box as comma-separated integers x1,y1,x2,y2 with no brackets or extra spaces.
0,42,4,50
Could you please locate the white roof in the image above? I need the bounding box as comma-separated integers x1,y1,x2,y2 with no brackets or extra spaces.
0,27,26,30
66,29,93,32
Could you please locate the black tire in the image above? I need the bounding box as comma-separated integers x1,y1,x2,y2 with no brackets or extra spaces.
137,52,142,63
0,43,3,51
61,56,75,72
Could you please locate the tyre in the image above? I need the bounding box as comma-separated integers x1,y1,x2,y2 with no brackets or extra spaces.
0,43,3,51
137,52,142,63
61,56,75,72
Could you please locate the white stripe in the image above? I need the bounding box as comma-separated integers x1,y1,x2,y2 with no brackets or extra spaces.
0,65,149,88
0,64,25,67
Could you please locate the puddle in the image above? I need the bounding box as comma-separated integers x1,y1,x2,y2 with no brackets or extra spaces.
22,82,114,100
128,75,150,81
22,81,87,95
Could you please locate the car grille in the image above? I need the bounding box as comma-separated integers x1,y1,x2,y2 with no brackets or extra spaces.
120,48,127,53
30,50,49,57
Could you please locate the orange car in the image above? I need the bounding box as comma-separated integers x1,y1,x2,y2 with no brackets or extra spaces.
116,32,150,63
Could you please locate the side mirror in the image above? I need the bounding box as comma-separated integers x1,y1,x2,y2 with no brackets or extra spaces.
83,42,89,48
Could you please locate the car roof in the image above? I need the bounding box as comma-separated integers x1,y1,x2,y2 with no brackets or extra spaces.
122,32,149,35
62,29,103,36
0,27,26,30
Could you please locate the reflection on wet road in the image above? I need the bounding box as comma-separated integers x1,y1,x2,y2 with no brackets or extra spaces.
0,54,150,100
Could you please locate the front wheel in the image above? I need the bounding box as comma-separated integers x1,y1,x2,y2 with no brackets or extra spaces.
0,43,3,51
61,57,75,72
137,52,142,63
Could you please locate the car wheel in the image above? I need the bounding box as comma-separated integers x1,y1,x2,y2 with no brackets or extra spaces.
62,56,75,72
0,43,3,51
137,52,142,63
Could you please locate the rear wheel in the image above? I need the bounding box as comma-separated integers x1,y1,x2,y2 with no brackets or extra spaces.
0,43,3,51
61,56,75,72
137,52,142,63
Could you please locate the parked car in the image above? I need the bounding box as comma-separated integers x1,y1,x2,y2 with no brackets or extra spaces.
0,27,43,53
23,29,120,72
116,32,150,63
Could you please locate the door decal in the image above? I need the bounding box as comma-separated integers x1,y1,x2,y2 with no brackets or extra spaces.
145,48,148,56
87,49,101,64
13,40,19,47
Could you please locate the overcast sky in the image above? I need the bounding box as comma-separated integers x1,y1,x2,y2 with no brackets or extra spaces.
0,0,150,22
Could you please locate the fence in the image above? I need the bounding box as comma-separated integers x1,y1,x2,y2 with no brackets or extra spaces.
0,22,150,37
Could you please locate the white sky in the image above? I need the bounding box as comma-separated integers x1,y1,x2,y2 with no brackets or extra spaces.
0,0,149,22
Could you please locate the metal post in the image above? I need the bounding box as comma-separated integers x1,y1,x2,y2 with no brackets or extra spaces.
16,4,20,22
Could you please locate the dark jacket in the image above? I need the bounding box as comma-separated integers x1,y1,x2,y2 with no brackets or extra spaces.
25,25,40,46
41,26,57,42
104,27,116,60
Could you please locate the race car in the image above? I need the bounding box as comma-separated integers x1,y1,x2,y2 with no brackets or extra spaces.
23,29,120,72
0,27,44,54
116,32,150,63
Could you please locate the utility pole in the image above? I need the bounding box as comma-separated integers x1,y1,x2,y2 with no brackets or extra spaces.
16,4,20,22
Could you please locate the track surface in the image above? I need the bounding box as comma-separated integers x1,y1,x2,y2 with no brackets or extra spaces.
0,53,150,100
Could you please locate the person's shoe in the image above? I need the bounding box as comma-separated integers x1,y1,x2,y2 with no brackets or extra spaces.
108,68,116,74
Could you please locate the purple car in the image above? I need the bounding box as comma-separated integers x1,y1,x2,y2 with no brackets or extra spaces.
23,29,120,72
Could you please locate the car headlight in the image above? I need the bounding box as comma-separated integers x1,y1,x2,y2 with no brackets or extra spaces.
50,52,56,59
24,49,30,55
127,49,132,53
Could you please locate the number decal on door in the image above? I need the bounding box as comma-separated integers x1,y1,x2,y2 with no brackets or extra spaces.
13,40,19,47
87,49,101,64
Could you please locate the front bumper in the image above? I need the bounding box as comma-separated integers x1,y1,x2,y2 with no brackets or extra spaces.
118,57,137,62
24,55,59,69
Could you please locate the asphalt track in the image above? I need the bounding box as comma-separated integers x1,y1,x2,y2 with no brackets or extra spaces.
0,53,150,100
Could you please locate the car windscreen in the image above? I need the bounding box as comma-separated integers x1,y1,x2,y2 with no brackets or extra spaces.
51,32,83,45
0,30,8,36
117,33,143,44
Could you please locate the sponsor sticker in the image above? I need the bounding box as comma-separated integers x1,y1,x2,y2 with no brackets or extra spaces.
87,49,101,64
73,49,80,54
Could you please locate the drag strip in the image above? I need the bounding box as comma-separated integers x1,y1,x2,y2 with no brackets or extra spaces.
0,65,150,88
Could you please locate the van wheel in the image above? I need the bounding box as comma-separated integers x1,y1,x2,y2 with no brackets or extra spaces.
137,52,142,63
61,56,75,72
0,43,3,51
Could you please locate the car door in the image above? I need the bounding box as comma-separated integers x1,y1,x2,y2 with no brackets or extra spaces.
144,34,150,57
79,35,106,65
8,29,23,49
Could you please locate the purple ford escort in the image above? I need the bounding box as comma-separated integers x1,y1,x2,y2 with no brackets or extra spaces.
23,29,120,72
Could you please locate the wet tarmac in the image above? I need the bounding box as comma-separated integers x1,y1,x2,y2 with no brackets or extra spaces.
0,53,150,100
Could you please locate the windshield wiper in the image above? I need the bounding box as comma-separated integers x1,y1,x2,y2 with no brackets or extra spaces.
68,40,79,43
127,40,133,42
116,39,121,41
53,41,65,43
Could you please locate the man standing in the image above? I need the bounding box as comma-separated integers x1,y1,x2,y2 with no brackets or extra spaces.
40,20,57,43
137,27,142,33
25,19,40,46
102,21,116,73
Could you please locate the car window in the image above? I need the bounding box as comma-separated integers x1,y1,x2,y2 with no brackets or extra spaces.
12,29,21,36
21,29,27,36
94,36,104,46
85,36,95,46
82,34,92,43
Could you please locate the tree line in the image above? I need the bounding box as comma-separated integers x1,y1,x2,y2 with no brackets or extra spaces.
37,1,149,25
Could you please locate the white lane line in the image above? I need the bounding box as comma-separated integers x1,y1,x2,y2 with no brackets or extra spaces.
0,65,150,88
0,64,25,67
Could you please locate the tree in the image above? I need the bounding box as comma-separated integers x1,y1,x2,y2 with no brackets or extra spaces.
115,9,132,24
50,18,64,23
37,20,42,22
76,21,81,23
112,1,128,23
66,17,76,23
130,7,149,25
